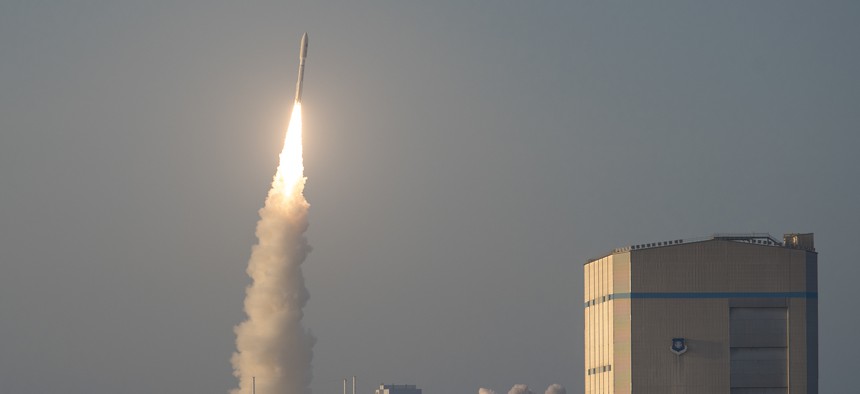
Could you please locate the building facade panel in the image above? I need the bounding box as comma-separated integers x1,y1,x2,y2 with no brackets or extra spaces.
630,298,730,393
629,241,801,293
804,251,819,393
611,253,631,394
788,299,809,393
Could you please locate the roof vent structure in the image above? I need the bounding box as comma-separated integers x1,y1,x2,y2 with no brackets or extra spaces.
783,233,815,251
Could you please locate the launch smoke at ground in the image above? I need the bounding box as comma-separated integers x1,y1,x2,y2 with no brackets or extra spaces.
507,384,533,394
231,102,315,394
543,384,565,394
481,384,564,394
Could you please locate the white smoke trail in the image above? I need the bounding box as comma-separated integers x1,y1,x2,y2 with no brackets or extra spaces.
231,102,315,394
544,384,565,394
479,388,497,394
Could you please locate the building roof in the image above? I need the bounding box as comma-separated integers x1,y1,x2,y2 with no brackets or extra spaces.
587,233,814,264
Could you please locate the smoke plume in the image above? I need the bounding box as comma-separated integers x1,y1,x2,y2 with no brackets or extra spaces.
483,383,564,394
544,384,565,394
231,103,315,394
508,384,533,394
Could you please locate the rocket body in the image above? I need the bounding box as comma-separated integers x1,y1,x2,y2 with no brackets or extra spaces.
295,33,308,103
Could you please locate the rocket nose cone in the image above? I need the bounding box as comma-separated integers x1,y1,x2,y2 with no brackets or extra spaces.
300,33,308,58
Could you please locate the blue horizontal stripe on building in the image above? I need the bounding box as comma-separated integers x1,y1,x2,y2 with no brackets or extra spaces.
583,292,817,308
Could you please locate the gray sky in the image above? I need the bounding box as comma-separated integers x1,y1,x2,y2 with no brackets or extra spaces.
1,1,858,393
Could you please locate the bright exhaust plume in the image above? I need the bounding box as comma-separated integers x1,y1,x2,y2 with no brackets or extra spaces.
231,102,315,394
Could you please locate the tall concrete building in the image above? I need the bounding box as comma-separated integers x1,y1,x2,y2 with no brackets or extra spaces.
584,233,817,394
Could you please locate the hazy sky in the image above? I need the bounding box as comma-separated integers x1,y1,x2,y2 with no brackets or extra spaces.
2,1,858,393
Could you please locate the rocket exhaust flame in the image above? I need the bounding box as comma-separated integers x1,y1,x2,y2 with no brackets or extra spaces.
231,33,313,394
231,101,314,394
231,102,314,394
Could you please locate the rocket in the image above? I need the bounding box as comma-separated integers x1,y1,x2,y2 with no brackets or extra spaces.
294,33,308,103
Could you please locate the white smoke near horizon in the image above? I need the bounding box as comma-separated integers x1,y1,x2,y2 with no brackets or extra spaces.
508,384,533,394
544,384,565,394
231,102,315,394
482,383,563,394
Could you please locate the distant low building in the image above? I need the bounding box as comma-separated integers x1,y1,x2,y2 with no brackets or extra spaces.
376,384,422,394
584,233,818,394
